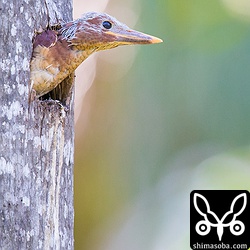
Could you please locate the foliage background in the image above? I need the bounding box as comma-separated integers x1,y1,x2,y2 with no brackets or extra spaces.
73,0,250,249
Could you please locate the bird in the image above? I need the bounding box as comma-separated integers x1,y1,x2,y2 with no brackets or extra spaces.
30,12,163,97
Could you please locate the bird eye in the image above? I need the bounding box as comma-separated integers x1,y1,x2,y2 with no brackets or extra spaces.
102,21,112,29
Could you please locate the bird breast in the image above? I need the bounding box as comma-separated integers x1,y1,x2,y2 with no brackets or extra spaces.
30,30,91,97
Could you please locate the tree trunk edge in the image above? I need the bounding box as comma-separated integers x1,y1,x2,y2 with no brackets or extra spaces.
0,0,74,249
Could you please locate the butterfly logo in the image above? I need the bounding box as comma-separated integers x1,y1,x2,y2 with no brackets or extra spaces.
193,193,246,241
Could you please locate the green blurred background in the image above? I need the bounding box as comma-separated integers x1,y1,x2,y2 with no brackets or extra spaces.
73,0,250,249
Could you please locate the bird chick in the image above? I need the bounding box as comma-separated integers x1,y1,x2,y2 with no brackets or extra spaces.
30,12,162,97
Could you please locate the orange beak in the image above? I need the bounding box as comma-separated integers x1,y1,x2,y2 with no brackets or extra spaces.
106,29,163,45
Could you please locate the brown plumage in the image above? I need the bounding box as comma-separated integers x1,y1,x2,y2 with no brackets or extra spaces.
30,12,163,97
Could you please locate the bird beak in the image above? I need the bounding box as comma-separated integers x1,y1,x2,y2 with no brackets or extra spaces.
106,29,163,45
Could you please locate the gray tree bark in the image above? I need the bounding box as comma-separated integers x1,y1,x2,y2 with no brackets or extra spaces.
0,0,74,249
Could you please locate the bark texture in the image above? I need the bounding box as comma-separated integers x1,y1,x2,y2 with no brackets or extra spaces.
0,0,74,249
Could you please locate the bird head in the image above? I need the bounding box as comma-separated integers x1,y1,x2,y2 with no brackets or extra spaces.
60,12,162,52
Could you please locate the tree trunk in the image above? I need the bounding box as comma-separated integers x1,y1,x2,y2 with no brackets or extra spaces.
0,0,74,249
